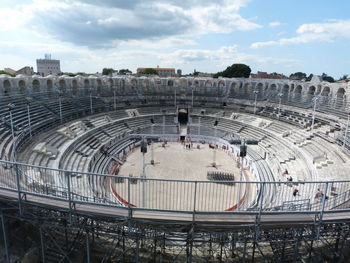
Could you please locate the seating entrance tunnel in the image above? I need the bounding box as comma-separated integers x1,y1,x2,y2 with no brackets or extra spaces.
178,108,189,124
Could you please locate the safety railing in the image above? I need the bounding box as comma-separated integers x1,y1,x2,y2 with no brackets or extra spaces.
0,160,350,215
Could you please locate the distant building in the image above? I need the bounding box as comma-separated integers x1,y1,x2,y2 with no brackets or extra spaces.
36,54,61,76
3,68,16,75
16,66,34,76
250,71,288,79
177,69,182,76
137,66,176,77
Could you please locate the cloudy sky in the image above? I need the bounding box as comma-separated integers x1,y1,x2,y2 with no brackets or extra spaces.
1,0,350,77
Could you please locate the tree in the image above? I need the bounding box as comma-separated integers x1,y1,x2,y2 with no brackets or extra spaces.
102,68,114,75
0,71,15,77
214,63,251,78
339,74,348,81
119,69,132,75
141,68,158,75
289,72,307,80
306,74,313,82
322,73,335,83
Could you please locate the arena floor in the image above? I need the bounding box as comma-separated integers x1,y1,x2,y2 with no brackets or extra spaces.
113,142,250,211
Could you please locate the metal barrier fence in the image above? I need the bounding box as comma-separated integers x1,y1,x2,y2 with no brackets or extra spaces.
0,160,349,214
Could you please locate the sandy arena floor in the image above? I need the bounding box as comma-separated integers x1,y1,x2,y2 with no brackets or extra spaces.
112,142,248,211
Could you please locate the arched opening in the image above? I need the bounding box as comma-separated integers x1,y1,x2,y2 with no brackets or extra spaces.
108,78,114,93
243,83,252,96
47,79,53,94
3,80,11,95
290,84,295,93
59,79,66,93
168,80,174,86
18,80,26,94
96,79,102,94
84,79,90,95
337,88,345,98
283,84,289,94
321,87,330,96
270,84,277,92
205,81,212,88
295,85,302,94
72,79,78,95
32,79,40,93
308,86,316,95
229,82,239,97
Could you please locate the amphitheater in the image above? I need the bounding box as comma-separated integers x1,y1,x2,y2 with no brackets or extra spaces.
0,73,350,262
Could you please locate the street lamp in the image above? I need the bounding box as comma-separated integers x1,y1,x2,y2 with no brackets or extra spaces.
230,139,258,211
311,96,319,131
191,88,194,107
212,120,218,167
89,89,93,114
7,103,15,139
253,90,259,114
277,92,283,119
343,112,350,150
26,101,32,137
113,85,117,111
58,91,63,123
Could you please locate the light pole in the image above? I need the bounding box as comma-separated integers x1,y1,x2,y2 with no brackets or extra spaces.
277,92,283,119
7,103,15,139
27,102,32,137
253,90,259,114
174,86,177,108
113,86,117,111
229,138,258,211
212,120,218,167
89,90,93,114
191,88,194,107
140,139,147,207
58,92,63,123
311,96,319,131
343,113,350,150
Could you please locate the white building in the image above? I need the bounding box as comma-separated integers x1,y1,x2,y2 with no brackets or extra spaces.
36,54,61,76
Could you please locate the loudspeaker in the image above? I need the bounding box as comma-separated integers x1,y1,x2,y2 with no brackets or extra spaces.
240,145,247,157
141,141,147,153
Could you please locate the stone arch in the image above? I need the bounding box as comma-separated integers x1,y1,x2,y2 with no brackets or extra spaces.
3,79,11,95
295,85,302,94
270,83,277,91
337,87,346,98
205,80,213,88
321,86,330,96
108,78,114,92
47,79,53,94
18,80,26,94
84,79,90,95
229,82,240,97
32,79,40,93
282,84,289,94
168,80,174,86
290,84,295,93
72,79,78,95
96,79,102,94
243,82,252,96
308,86,316,95
59,79,66,93
218,80,225,88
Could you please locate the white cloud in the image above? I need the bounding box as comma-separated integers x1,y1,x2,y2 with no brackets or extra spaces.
251,19,350,48
0,0,261,48
269,21,281,27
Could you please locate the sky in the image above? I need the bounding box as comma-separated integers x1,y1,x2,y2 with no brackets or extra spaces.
1,0,350,78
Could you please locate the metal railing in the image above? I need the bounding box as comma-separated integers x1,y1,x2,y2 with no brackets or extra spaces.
0,160,349,215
